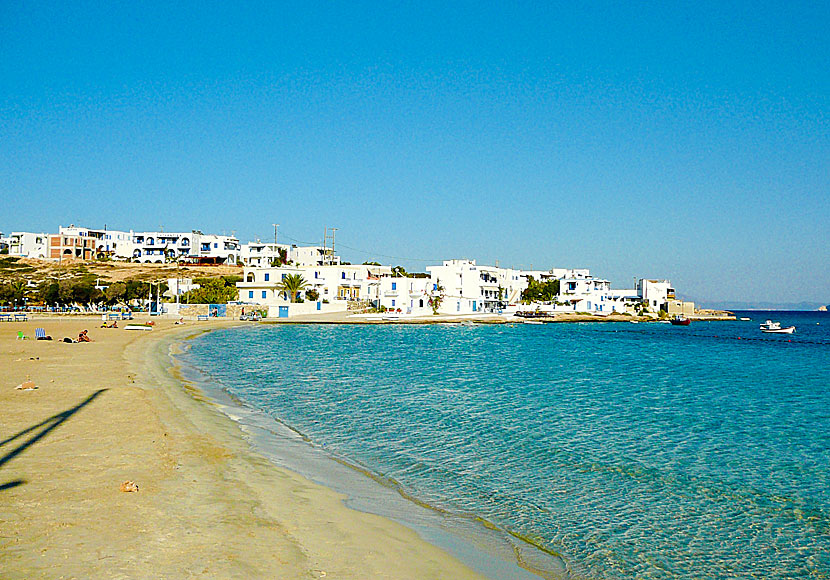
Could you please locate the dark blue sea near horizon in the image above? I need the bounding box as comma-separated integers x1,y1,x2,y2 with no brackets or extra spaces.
182,311,830,579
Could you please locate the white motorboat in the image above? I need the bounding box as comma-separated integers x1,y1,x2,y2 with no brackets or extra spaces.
760,321,796,334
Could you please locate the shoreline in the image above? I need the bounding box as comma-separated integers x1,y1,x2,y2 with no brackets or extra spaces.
257,310,735,324
0,317,492,579
171,325,566,580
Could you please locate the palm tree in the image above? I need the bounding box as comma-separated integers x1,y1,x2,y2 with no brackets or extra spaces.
276,274,309,303
10,280,26,308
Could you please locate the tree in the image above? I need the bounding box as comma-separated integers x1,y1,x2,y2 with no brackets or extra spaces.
391,265,408,277
306,288,320,301
269,248,289,267
9,280,26,304
105,281,127,304
38,281,59,305
58,280,75,304
276,274,309,303
181,278,237,304
521,277,559,303
0,283,13,305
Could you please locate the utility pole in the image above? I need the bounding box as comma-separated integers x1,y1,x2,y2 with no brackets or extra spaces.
322,227,337,266
278,224,280,266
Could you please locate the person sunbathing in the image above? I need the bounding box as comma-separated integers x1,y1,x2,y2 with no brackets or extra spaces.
78,329,92,342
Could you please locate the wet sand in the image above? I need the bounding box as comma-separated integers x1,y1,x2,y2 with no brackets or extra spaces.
0,317,485,579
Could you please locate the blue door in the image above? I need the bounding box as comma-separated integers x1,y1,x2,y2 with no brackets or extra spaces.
279,306,289,318
316,301,322,311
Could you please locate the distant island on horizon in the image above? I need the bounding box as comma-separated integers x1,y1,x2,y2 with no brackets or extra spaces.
702,301,829,312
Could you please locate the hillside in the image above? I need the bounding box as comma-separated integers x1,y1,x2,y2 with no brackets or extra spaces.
0,257,243,285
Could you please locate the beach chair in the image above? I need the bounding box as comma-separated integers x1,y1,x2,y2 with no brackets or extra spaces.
0,313,11,322
35,328,46,339
14,313,28,322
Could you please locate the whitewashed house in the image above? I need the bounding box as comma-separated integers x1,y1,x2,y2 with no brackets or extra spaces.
236,264,391,317
130,231,240,264
240,242,341,268
556,273,616,313
425,260,528,315
377,276,436,314
0,231,49,259
638,279,675,312
517,268,641,315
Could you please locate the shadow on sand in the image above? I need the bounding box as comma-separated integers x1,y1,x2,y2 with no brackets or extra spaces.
0,389,107,490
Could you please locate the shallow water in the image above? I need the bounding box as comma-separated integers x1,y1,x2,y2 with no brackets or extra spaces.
183,312,830,579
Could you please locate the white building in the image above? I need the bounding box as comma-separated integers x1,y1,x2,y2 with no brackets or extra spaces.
240,242,341,268
377,276,436,315
236,264,391,307
56,225,240,264
0,231,49,259
638,279,675,312
165,277,200,299
59,225,133,259
516,268,643,315
555,274,617,313
130,231,240,264
425,259,528,315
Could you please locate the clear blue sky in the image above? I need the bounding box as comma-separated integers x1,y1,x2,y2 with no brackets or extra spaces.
1,2,827,304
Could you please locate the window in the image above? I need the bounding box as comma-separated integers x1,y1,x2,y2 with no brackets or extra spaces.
391,282,396,290
264,273,269,282
262,291,267,299
341,272,346,279
391,299,395,307
249,291,254,299
433,284,437,291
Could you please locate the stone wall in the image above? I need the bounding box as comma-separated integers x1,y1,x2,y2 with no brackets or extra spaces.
172,303,267,319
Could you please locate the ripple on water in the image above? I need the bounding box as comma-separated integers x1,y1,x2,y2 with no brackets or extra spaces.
186,319,830,579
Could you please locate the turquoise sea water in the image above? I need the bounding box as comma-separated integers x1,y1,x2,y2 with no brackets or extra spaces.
182,312,830,579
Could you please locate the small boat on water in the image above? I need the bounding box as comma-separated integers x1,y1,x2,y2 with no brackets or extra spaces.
740,317,751,321
670,316,691,326
760,321,796,334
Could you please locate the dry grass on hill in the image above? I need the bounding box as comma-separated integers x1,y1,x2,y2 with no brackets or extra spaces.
0,257,242,284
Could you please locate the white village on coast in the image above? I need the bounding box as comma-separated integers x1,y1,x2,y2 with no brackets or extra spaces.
0,224,726,322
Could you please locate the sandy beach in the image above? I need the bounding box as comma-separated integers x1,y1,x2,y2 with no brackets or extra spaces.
0,317,486,579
